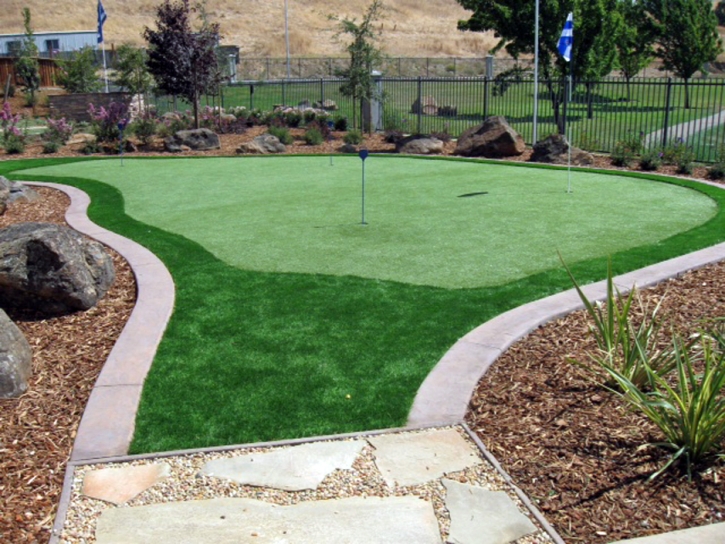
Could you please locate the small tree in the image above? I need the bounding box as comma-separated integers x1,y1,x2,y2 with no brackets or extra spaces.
615,0,656,101
643,0,722,108
56,46,102,93
15,8,40,108
114,44,154,112
334,0,385,131
715,0,725,26
144,0,221,129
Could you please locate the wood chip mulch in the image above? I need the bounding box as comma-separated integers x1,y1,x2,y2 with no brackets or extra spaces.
0,188,136,544
466,265,725,543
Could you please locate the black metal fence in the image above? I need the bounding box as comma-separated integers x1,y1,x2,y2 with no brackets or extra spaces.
153,75,725,162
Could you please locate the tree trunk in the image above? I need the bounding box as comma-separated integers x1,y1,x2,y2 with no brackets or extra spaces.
545,78,566,135
193,89,200,129
684,78,690,110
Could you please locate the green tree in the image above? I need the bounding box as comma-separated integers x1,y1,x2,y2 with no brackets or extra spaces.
642,0,722,108
144,0,221,129
457,0,620,134
615,0,656,100
334,0,385,131
114,44,154,112
715,0,725,26
56,46,102,93
15,8,40,107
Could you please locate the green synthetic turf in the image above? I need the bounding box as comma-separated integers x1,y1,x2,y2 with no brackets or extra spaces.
21,156,715,288
6,157,724,453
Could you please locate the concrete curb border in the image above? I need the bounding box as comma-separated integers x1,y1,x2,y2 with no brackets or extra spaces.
27,182,176,462
407,242,725,427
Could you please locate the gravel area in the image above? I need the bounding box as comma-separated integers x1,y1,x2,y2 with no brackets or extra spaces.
59,427,553,544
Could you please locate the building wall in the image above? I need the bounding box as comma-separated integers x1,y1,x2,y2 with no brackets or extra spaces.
0,31,97,56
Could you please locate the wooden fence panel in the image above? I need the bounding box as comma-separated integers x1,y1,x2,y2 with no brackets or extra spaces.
0,57,61,89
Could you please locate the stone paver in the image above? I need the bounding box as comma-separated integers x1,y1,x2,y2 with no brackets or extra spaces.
95,496,443,544
199,440,364,491
443,479,537,544
82,463,170,505
368,428,481,487
608,522,725,544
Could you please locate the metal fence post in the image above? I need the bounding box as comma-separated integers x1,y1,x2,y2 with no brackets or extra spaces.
320,79,325,105
417,76,423,134
662,77,672,148
483,76,489,121
250,84,254,109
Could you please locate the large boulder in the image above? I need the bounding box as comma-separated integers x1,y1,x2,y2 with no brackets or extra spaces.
454,116,525,158
164,128,221,152
0,223,115,314
530,134,594,166
236,134,287,155
0,308,32,398
396,135,444,155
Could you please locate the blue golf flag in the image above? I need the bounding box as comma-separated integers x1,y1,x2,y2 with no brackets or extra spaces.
97,0,108,44
557,12,573,62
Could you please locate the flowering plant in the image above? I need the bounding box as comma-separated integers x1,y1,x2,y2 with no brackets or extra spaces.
44,117,74,144
1,102,26,153
88,102,129,143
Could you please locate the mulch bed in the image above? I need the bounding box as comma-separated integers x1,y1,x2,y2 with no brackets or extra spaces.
0,123,724,543
467,266,725,543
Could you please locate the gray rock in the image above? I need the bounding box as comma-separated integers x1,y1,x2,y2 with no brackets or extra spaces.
454,116,525,158
0,177,38,210
340,143,358,153
0,222,115,314
0,308,32,398
165,128,221,151
96,496,443,544
200,441,364,491
368,428,481,488
530,133,594,166
0,180,8,215
315,99,338,111
443,479,537,544
396,135,444,155
236,134,287,154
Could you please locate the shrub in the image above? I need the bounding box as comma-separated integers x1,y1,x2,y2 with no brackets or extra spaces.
44,117,74,144
333,115,348,131
283,110,302,127
131,112,158,146
267,125,293,145
431,125,452,143
304,127,324,145
639,148,662,171
23,91,37,108
3,134,26,154
611,132,642,167
708,163,725,180
305,119,331,139
661,140,696,175
88,101,129,143
0,102,25,153
578,131,600,152
384,129,404,144
303,109,318,124
343,129,363,145
81,141,100,155
605,329,725,479
563,256,673,390
56,46,102,93
42,139,60,154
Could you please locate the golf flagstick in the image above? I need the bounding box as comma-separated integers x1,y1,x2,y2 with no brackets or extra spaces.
557,12,574,194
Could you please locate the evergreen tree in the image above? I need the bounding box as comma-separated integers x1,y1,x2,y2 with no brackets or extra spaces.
56,46,102,93
144,0,221,129
15,8,40,108
642,0,721,108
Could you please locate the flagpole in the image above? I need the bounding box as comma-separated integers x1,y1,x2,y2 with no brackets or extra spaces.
533,0,540,145
102,46,109,93
284,0,291,79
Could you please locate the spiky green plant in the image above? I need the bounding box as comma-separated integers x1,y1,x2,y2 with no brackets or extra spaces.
562,256,673,389
605,331,725,479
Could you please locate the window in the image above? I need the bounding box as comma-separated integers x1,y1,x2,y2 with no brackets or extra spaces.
45,39,60,53
5,41,21,55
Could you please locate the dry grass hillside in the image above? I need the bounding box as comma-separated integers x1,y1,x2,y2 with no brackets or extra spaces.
0,0,497,58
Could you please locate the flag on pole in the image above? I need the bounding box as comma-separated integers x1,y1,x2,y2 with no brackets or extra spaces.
557,12,573,62
97,0,108,44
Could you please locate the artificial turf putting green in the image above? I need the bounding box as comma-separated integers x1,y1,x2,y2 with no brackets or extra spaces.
9,156,724,452
22,156,715,288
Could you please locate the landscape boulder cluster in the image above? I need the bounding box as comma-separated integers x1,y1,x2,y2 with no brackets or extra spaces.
0,178,115,397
